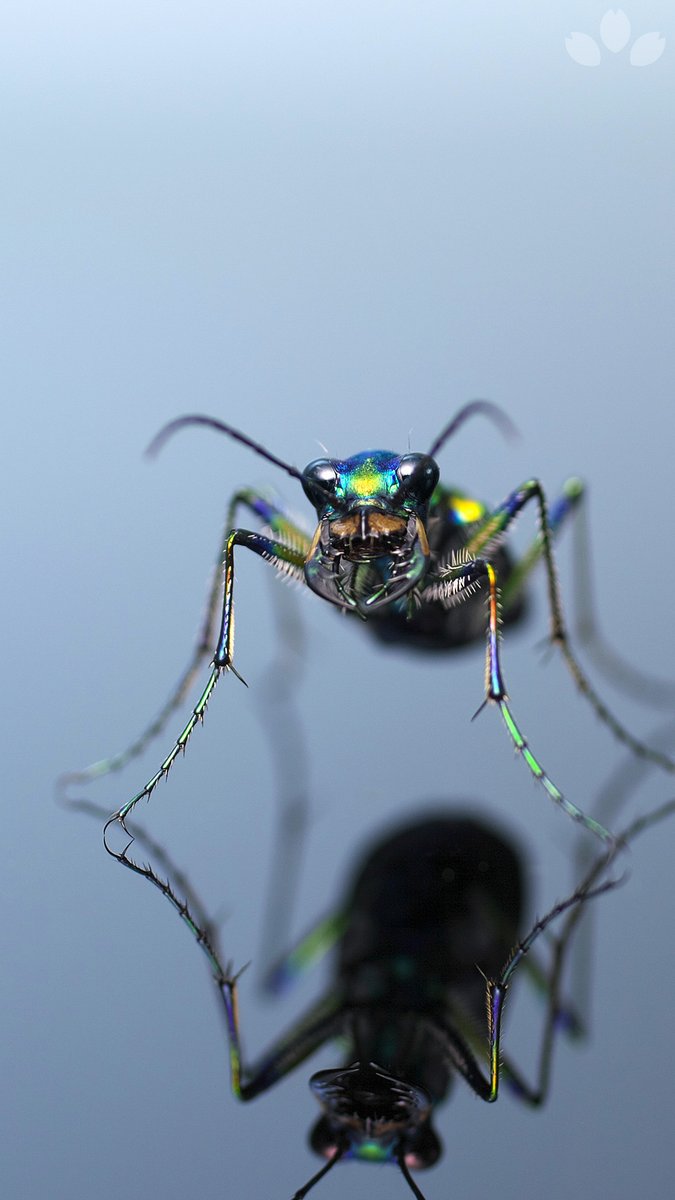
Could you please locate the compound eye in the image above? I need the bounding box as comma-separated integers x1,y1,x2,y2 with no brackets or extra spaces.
396,455,421,483
302,459,339,503
396,454,439,498
309,1116,342,1160
403,1124,442,1170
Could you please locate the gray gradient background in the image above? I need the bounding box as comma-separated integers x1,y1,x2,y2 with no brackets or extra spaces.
3,3,675,1198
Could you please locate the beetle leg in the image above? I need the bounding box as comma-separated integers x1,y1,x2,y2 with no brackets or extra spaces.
447,555,614,844
107,527,306,828
464,479,675,783
102,817,346,1101
60,490,310,797
487,797,675,1106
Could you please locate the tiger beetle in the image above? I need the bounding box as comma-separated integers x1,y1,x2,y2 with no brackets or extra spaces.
102,788,675,1200
63,401,675,845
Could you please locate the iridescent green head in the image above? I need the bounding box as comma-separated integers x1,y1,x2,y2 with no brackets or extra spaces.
301,449,439,514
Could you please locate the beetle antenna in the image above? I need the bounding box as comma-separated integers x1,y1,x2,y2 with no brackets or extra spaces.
146,414,305,482
397,1151,427,1199
428,400,518,459
292,1146,345,1198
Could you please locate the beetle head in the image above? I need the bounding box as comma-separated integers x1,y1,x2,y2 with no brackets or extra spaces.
307,1060,441,1170
301,450,438,614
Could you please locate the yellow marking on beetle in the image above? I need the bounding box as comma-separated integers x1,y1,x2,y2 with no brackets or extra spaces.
350,468,384,497
454,496,485,524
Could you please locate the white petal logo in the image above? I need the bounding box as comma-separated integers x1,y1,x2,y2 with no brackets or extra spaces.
599,9,631,53
565,32,602,66
566,9,665,67
630,32,666,66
